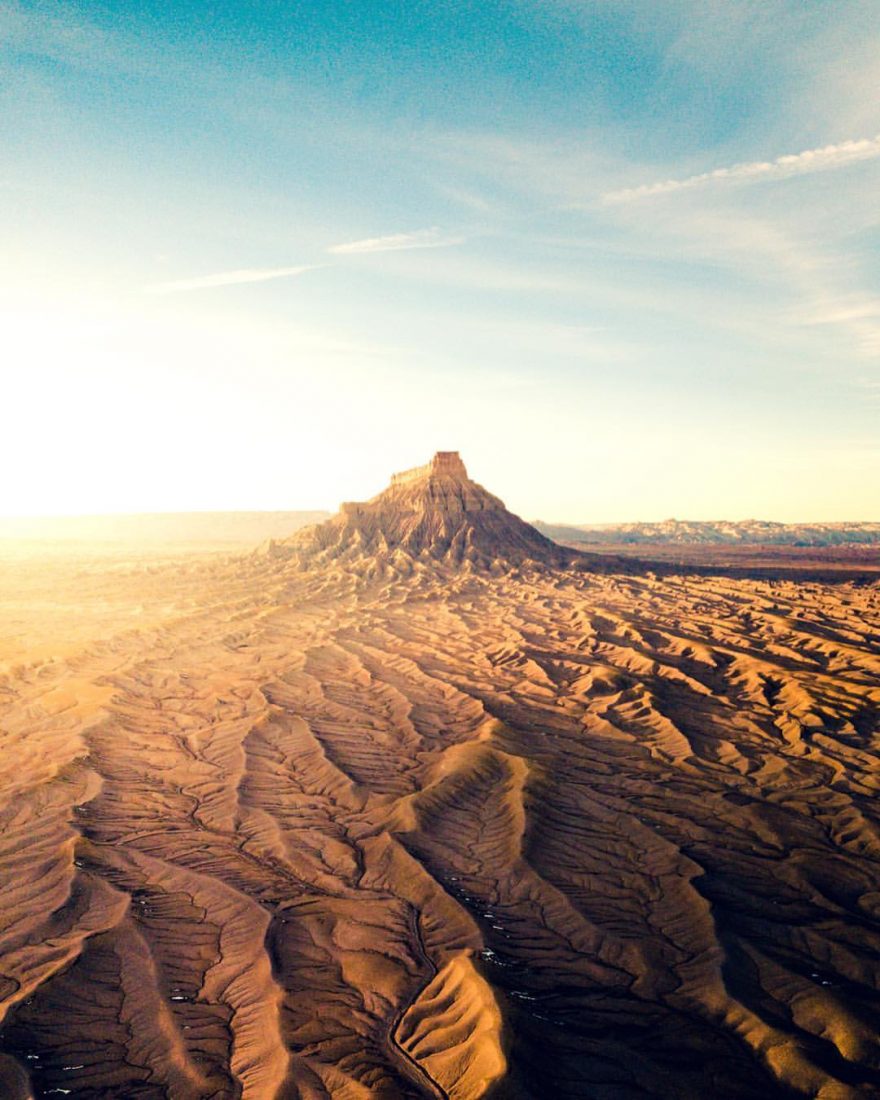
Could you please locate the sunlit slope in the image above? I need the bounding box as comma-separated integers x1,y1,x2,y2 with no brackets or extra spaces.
277,451,569,570
0,456,878,1098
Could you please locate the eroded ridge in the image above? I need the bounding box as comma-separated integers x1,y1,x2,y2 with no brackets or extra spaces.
0,547,878,1098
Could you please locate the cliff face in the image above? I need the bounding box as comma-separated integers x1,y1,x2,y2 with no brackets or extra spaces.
286,452,568,569
388,451,469,487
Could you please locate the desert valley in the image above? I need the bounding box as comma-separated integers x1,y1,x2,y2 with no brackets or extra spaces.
0,453,877,1099
7,0,880,1094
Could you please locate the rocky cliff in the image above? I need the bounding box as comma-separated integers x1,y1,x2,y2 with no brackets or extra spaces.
283,452,569,569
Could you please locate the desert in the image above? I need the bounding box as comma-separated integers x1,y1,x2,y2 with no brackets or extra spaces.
0,454,877,1099
7,1,880,1094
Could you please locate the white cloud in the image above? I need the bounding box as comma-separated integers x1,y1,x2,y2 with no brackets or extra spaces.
794,297,880,358
327,227,464,255
804,299,880,326
603,134,880,204
146,265,313,293
436,185,495,214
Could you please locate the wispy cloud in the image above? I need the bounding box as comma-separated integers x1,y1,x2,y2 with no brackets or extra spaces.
804,299,880,327
788,293,880,358
328,228,464,255
146,265,313,293
603,134,880,204
435,185,495,214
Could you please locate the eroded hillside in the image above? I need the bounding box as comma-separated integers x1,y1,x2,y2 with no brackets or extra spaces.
0,457,878,1099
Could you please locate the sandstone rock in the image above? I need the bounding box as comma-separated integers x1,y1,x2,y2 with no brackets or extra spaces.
286,452,569,568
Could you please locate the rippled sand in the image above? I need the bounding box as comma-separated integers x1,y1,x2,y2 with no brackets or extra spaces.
0,541,878,1098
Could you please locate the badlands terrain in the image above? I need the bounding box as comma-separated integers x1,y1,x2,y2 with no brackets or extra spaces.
0,453,878,1099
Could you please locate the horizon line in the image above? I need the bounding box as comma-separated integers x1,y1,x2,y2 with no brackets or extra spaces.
0,508,876,525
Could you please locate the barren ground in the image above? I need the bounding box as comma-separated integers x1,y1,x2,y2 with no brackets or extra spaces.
0,533,878,1098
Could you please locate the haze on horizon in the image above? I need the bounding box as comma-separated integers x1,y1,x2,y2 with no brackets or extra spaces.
2,0,879,523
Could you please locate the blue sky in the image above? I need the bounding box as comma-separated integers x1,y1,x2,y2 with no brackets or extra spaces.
1,0,878,520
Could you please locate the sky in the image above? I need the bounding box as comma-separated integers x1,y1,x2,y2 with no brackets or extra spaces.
1,0,879,522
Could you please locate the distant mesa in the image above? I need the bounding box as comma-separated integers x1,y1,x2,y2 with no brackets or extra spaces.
279,451,569,570
533,517,880,547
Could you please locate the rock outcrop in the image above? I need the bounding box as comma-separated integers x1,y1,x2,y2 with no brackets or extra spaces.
283,452,569,569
